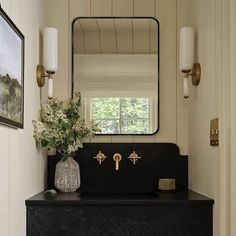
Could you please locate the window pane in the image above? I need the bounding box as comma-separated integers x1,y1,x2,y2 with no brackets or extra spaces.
121,119,149,134
92,98,119,119
121,98,149,119
95,120,120,134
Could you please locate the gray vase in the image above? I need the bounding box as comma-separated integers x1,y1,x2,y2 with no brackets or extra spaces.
54,157,80,192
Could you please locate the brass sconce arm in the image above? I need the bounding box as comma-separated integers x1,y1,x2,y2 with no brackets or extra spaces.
182,63,201,86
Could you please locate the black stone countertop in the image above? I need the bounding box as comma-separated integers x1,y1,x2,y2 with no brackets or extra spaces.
26,190,214,206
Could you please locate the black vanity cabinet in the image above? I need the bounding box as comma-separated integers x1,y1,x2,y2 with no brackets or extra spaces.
26,143,214,236
26,191,213,236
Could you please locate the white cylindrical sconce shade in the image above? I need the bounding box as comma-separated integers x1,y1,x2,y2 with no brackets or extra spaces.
179,27,194,71
48,78,53,99
43,27,58,73
183,76,189,99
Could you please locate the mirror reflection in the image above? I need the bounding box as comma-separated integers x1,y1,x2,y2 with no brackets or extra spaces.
72,17,159,134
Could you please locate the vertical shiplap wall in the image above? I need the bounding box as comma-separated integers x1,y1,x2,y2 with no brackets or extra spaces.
0,0,46,235
47,0,187,151
179,0,234,235
229,1,236,235
229,2,236,235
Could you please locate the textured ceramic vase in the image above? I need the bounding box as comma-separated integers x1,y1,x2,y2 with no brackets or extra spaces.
54,157,80,192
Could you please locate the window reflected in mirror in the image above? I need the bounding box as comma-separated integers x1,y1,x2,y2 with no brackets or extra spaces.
72,17,159,135
90,97,156,134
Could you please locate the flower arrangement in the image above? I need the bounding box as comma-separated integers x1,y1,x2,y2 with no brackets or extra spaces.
32,93,99,161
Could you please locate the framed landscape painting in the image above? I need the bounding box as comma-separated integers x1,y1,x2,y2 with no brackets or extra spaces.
0,6,24,128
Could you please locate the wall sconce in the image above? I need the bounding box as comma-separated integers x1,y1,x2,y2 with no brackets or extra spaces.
36,27,58,99
179,27,201,99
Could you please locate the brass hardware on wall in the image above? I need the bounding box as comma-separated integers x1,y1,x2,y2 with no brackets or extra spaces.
113,153,122,171
93,151,107,164
128,151,141,165
210,118,219,146
183,63,201,86
36,65,55,87
191,63,201,85
36,65,46,87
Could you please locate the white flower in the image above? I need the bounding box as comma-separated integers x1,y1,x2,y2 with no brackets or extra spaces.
32,94,99,160
54,110,68,124
32,120,47,142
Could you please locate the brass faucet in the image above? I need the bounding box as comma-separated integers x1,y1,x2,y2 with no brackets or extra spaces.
113,153,122,171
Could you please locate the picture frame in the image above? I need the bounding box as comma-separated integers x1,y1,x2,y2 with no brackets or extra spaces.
0,5,24,129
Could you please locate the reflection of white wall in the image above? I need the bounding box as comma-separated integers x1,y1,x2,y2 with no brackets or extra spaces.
74,54,158,98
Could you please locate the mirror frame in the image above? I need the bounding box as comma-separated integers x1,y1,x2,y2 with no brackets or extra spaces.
71,16,160,135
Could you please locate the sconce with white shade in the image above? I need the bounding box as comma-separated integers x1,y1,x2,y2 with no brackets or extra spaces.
179,27,201,99
36,27,58,99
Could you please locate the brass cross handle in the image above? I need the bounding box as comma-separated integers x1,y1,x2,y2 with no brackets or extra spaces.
128,151,141,165
94,151,107,165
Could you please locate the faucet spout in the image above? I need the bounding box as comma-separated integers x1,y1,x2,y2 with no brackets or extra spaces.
113,153,122,171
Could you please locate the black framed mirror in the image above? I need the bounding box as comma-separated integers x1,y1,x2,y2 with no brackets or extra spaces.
72,17,159,135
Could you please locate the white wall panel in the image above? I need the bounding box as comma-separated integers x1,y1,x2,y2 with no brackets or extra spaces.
91,0,112,16
0,0,46,235
0,126,10,236
113,0,133,17
134,0,155,17
229,1,236,235
179,0,228,235
70,0,90,20
154,0,177,143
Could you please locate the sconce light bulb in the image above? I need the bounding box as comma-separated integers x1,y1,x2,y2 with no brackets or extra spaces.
43,27,58,72
179,27,194,71
183,76,189,99
48,78,53,99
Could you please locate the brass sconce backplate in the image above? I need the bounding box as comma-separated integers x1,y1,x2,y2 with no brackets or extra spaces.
191,63,201,86
36,65,45,87
36,64,55,88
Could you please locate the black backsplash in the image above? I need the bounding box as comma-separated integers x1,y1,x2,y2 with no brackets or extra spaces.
47,143,188,193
